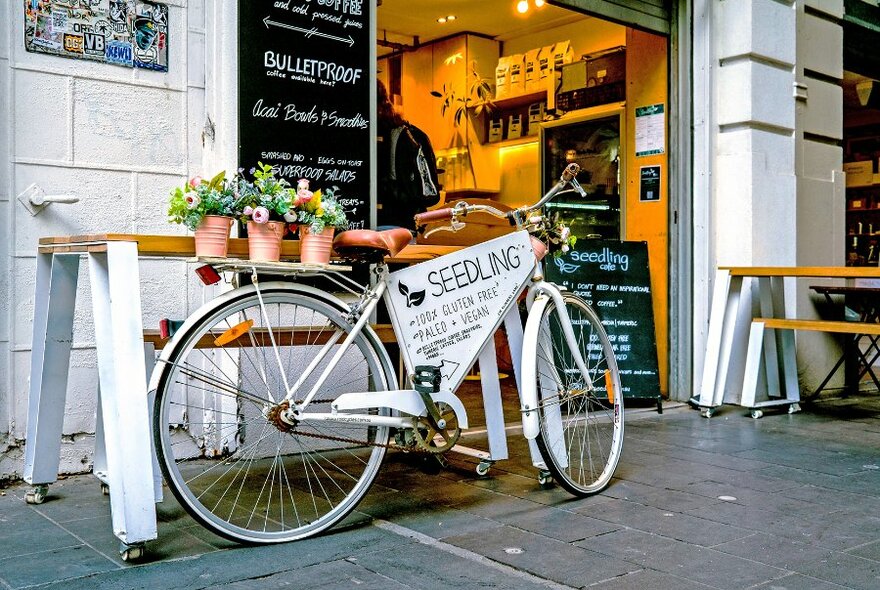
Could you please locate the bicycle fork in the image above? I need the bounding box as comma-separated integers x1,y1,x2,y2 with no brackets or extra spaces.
520,281,591,440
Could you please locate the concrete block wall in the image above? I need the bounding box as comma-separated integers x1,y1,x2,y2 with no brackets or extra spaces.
0,0,11,479
1,1,208,480
696,0,846,397
713,0,798,269
793,0,846,388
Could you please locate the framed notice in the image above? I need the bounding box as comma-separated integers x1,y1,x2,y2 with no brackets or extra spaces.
545,240,661,402
639,165,661,202
634,104,665,157
238,0,375,231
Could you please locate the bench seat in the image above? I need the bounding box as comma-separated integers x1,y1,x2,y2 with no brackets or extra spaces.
143,324,397,351
753,318,880,335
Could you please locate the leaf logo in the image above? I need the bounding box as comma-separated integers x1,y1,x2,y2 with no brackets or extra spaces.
553,256,580,275
398,282,426,308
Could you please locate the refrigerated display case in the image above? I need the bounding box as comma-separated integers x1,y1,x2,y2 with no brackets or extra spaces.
540,106,624,240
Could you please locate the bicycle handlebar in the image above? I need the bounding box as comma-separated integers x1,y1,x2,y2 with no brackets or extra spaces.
413,162,584,231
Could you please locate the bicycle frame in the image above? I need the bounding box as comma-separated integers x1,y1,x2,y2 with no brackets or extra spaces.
276,230,590,442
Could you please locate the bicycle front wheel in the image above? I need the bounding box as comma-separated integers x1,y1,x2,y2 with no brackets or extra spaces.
153,286,393,543
530,293,624,496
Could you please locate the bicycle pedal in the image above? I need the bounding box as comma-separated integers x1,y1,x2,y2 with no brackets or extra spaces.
413,365,441,394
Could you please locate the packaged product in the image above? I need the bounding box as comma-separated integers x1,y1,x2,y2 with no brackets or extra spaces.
495,57,511,100
508,54,525,96
524,48,541,92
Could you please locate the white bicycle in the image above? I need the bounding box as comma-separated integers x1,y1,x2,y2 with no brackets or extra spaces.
150,163,624,544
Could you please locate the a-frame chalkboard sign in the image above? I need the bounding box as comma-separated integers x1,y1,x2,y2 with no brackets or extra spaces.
238,0,375,231
545,239,662,412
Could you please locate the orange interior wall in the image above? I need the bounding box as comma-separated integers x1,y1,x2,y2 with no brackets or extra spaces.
624,28,669,396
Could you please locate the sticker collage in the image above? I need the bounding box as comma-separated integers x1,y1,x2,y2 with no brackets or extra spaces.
24,0,168,72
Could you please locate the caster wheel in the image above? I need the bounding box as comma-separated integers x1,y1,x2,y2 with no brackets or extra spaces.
750,409,764,419
101,483,110,496
25,484,49,505
119,543,145,562
788,403,801,414
700,408,714,418
538,469,553,487
476,460,493,477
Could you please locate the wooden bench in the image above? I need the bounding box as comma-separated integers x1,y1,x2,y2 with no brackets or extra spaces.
143,324,397,350
740,317,880,417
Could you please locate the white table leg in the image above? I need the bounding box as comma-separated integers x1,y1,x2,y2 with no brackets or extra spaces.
757,277,782,398
88,243,157,545
23,253,80,486
503,310,543,466
478,335,508,461
698,271,745,407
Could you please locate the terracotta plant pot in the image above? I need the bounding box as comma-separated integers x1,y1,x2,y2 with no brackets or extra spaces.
299,227,335,264
194,215,234,258
247,220,286,262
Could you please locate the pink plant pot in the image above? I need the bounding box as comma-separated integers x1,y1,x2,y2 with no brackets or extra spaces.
299,227,335,264
194,215,234,258
247,220,286,262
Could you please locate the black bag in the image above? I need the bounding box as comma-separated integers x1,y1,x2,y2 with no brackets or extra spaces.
379,124,439,228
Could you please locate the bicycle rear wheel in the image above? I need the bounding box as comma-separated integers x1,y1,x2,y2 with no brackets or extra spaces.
153,286,393,543
530,293,624,496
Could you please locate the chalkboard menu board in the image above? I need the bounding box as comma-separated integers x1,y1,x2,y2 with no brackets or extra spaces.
545,240,661,401
238,0,374,230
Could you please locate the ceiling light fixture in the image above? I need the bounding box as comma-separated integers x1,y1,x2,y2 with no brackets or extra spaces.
516,0,529,14
535,0,545,6
447,15,456,21
437,16,447,23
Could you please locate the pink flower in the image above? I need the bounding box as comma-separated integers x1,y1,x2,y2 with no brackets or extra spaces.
252,206,270,224
243,205,254,216
185,194,201,209
297,179,310,191
294,189,313,207
188,176,202,189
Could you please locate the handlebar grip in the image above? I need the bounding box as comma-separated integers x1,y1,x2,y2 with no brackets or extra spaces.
414,208,454,225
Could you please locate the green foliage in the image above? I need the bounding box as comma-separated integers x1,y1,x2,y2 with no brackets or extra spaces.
430,61,494,129
167,171,237,231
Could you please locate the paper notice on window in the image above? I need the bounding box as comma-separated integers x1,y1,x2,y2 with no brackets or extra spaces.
635,104,665,157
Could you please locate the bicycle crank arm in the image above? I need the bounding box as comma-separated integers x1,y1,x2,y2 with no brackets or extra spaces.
332,389,469,429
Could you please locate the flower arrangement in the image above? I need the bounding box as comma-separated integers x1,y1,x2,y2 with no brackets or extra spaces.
292,182,349,234
234,162,294,225
168,171,236,230
533,211,577,256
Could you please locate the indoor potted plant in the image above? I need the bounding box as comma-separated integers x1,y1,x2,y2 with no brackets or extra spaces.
292,181,349,264
235,162,294,262
168,171,236,257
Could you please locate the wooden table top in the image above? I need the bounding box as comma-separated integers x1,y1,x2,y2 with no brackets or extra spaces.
37,234,461,264
721,266,880,278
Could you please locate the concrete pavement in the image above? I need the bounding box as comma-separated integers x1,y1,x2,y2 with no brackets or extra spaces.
2,391,880,589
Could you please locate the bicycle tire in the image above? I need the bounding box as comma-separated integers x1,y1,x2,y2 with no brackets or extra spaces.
153,286,394,543
529,292,624,496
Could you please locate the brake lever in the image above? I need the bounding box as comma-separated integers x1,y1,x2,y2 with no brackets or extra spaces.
570,176,587,198
423,219,466,239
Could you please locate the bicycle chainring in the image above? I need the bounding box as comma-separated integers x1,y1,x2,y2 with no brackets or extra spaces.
412,402,461,454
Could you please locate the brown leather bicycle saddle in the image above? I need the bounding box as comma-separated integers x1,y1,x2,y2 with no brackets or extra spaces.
333,228,413,263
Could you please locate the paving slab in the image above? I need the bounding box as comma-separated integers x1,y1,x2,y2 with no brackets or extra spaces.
2,397,880,589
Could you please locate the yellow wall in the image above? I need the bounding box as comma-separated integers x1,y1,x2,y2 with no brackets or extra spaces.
624,28,668,395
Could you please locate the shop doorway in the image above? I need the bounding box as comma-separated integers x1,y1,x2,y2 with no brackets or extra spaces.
376,0,672,396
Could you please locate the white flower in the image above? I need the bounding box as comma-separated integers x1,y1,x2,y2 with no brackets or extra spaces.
561,226,571,241
283,211,298,222
297,179,310,191
561,244,570,253
185,194,201,209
